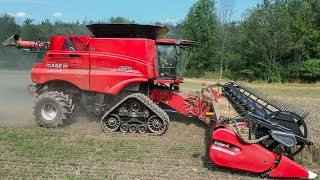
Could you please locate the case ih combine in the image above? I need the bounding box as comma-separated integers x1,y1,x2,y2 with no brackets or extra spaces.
2,24,317,179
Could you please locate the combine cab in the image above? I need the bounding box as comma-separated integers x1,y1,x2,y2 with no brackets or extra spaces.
2,24,317,179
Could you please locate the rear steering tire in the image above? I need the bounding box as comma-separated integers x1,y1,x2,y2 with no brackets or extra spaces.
34,91,74,127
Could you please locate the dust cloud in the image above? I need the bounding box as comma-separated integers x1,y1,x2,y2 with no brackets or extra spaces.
0,69,100,128
0,70,36,127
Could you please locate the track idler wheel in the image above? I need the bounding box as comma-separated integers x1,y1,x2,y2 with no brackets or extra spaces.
138,124,147,134
120,123,129,133
129,124,138,133
102,114,121,132
147,115,167,135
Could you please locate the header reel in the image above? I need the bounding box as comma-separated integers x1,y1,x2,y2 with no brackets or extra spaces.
221,82,312,158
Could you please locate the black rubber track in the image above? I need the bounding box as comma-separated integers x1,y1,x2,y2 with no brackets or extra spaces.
101,93,170,135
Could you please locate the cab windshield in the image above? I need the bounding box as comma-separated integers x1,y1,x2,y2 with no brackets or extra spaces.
157,44,191,80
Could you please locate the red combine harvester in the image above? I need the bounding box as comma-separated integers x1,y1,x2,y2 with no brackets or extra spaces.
2,24,317,179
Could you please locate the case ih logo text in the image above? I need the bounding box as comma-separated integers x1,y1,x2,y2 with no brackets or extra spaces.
47,63,68,69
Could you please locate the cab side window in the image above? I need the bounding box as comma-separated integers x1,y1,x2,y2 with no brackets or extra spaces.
64,38,75,51
61,37,87,51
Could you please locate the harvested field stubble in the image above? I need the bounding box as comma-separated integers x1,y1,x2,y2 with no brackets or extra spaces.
0,71,319,179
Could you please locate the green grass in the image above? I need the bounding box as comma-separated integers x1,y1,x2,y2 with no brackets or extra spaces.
0,125,211,179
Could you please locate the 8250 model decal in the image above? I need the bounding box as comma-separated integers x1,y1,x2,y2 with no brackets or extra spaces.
119,66,132,71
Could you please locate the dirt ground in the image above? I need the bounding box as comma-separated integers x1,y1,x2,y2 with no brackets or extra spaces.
0,70,319,179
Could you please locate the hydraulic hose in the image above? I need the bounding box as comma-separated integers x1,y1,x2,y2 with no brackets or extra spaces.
233,120,269,144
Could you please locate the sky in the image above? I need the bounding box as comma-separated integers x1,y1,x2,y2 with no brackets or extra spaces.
0,0,262,24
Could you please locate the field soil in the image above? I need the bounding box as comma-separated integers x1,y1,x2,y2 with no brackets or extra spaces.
0,70,319,179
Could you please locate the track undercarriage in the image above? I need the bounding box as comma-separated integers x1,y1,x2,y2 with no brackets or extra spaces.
101,93,169,135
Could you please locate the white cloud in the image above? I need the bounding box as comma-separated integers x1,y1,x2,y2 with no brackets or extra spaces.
8,11,30,18
52,12,63,17
16,12,27,17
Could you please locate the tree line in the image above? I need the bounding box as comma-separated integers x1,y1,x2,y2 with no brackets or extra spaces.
0,0,320,82
184,0,320,82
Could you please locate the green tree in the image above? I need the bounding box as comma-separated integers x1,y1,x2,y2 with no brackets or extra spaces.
38,19,54,37
301,59,320,82
109,16,135,24
182,0,220,75
240,0,292,82
217,0,235,79
0,14,20,51
21,18,40,40
287,1,319,64
161,22,183,39
222,22,245,80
